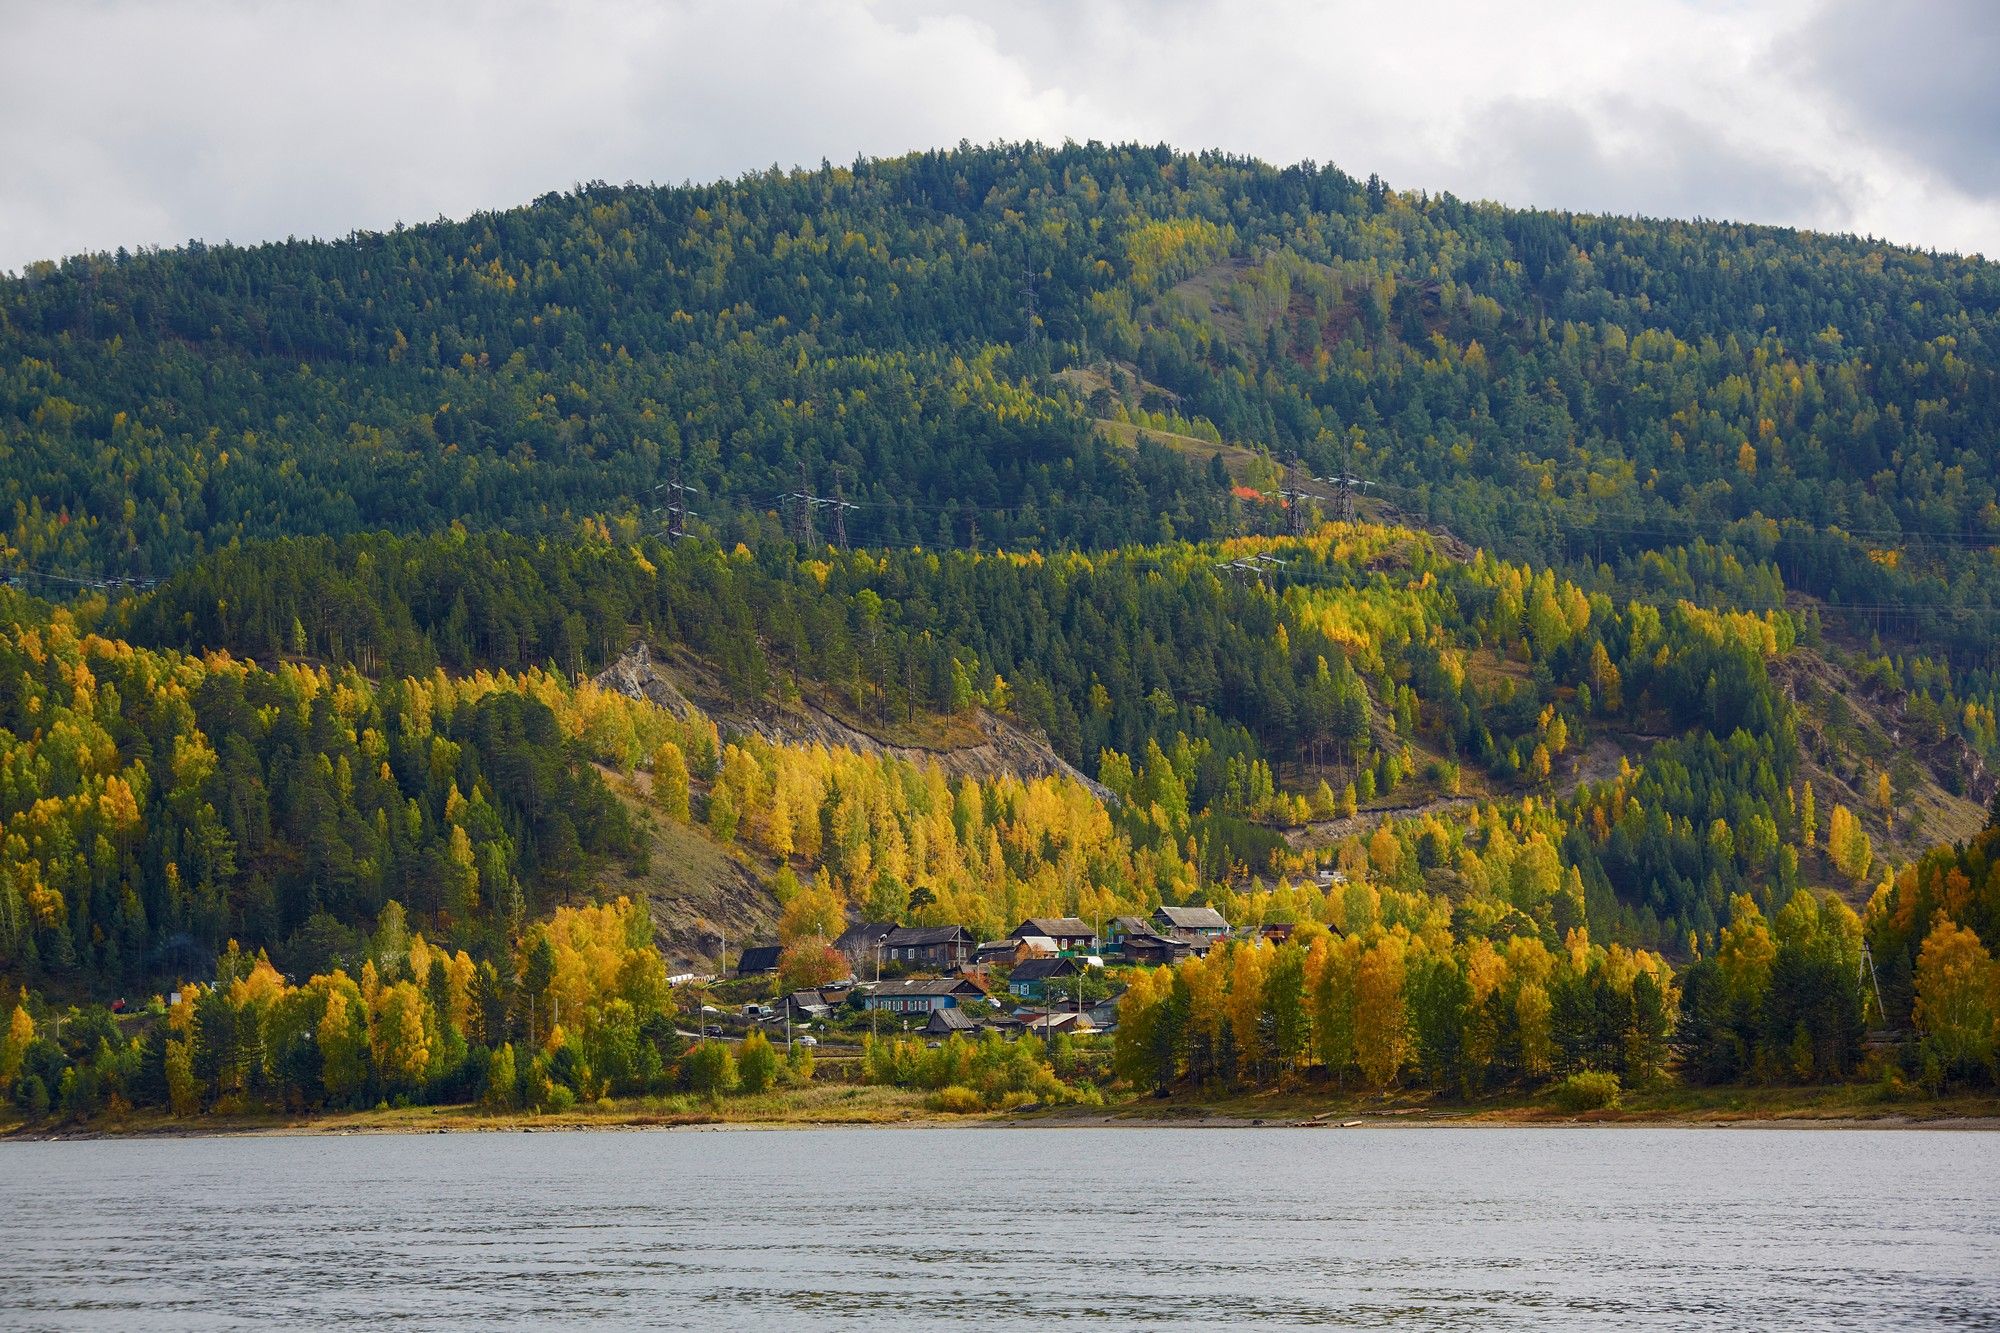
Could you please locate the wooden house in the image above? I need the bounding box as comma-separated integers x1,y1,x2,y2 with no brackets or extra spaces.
1152,905,1229,953
1010,917,1099,955
858,975,986,1015
882,924,975,970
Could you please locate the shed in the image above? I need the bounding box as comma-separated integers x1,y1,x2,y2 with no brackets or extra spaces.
924,1007,979,1037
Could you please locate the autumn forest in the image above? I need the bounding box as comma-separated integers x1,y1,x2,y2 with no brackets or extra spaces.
3,143,1999,1125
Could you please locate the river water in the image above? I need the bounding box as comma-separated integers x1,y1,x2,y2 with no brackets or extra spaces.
1,1125,1995,1329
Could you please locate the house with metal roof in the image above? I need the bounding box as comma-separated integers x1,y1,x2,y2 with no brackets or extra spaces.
1024,1011,1096,1037
857,975,986,1015
1152,905,1230,953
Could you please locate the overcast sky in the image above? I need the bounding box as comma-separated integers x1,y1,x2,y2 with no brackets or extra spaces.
3,0,1996,272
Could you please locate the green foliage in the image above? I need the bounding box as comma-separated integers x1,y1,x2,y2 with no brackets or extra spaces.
1548,1070,1622,1113
736,1030,779,1095
681,1039,738,1098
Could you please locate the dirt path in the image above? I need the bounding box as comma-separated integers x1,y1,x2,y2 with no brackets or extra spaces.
1284,736,1645,847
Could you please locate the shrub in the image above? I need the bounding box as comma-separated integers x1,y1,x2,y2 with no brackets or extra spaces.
928,1085,985,1114
1549,1070,1621,1113
737,1031,778,1094
681,1040,738,1097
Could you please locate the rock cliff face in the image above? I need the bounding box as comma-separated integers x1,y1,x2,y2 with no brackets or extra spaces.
595,641,1110,798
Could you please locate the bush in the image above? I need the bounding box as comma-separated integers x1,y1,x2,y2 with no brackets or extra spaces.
737,1031,778,1094
1549,1070,1621,1113
927,1085,985,1114
13,1074,49,1118
681,1040,738,1097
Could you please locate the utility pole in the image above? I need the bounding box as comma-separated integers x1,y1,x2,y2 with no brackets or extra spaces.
871,940,882,1043
1022,268,1038,345
1859,939,1887,1024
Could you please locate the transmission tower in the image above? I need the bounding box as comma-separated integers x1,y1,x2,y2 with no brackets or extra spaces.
654,466,700,540
824,468,858,550
789,462,818,547
1278,454,1315,537
1324,473,1375,523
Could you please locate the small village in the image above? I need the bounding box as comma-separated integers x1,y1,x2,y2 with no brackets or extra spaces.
719,905,1241,1046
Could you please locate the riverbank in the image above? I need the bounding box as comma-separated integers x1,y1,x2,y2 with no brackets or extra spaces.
7,1081,1999,1140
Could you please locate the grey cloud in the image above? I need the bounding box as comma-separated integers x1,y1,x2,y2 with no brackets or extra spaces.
1454,96,1849,229
0,0,1996,269
1795,0,2000,200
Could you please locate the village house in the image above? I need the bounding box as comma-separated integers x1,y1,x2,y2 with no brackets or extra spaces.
924,1007,979,1038
833,922,896,972
1104,916,1187,966
1010,917,1099,955
1023,1011,1095,1038
778,989,836,1024
735,944,783,977
1152,905,1229,953
857,975,986,1016
971,938,1030,969
1007,956,1084,1001
881,924,974,970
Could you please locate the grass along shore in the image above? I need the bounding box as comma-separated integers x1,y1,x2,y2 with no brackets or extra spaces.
7,1082,1998,1140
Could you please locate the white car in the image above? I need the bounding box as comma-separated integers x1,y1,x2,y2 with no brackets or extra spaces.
794,1035,818,1047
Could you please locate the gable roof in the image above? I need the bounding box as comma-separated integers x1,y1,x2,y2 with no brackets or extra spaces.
1110,915,1167,940
884,924,971,947
1155,904,1229,930
833,922,896,952
736,944,784,973
867,975,985,998
925,1007,977,1032
1012,917,1095,940
1009,956,1080,982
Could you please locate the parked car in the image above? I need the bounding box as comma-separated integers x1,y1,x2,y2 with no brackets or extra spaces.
743,1003,770,1019
702,1024,724,1038
794,1035,818,1047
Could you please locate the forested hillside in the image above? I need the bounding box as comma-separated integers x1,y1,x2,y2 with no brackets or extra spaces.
3,143,1999,1116
5,144,1999,643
